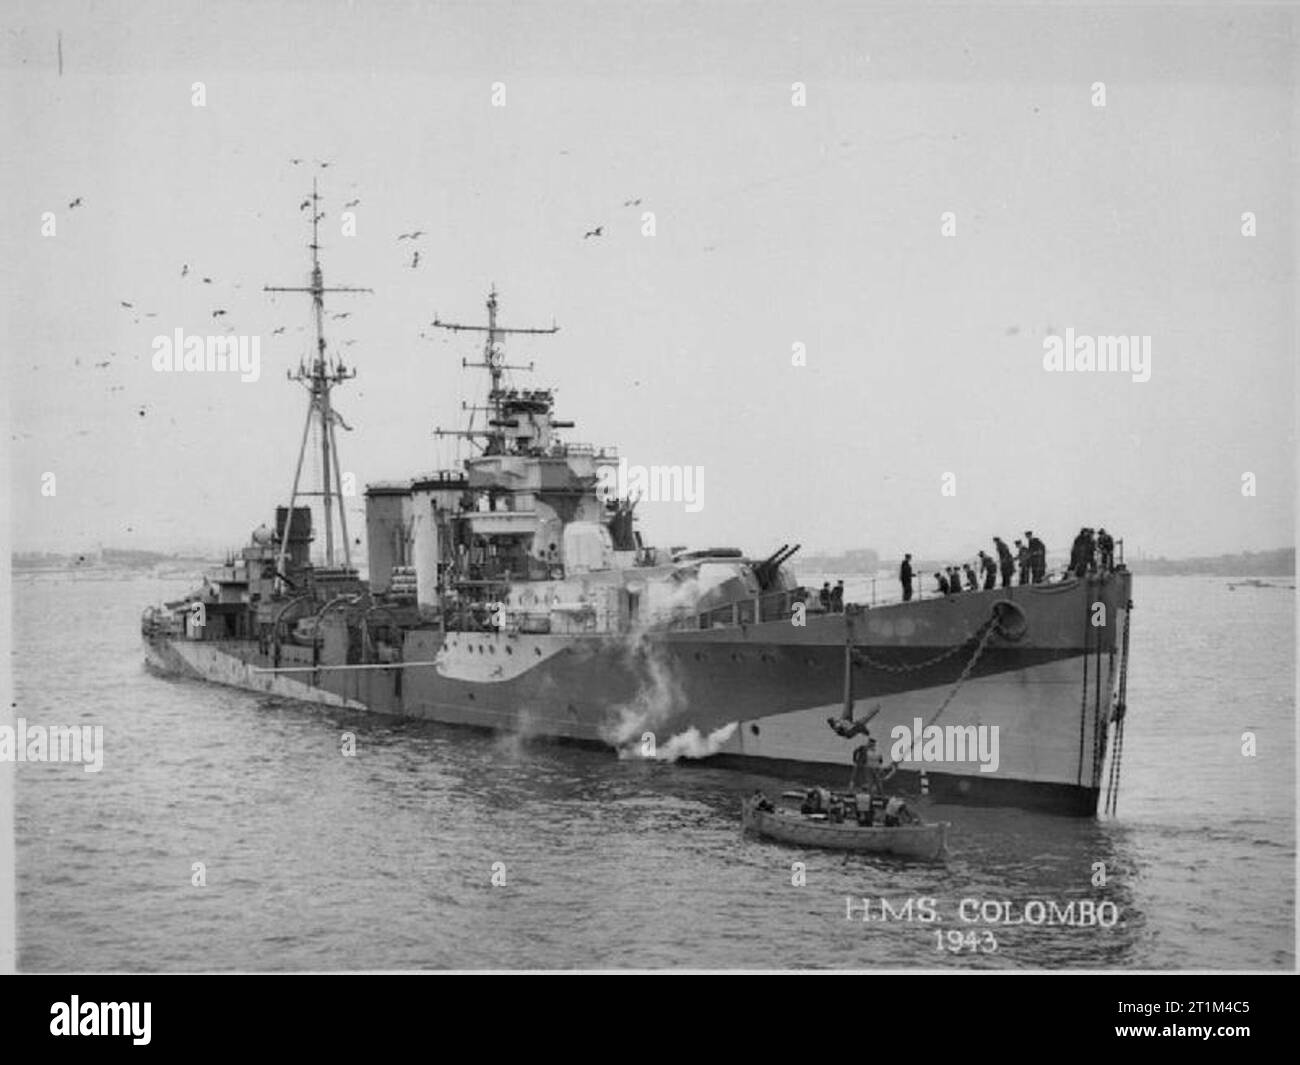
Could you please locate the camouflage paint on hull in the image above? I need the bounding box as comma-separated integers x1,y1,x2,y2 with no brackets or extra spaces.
143,571,1131,815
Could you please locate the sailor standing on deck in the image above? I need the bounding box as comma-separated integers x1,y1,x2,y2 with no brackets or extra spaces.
1097,528,1114,571
1015,540,1030,585
995,537,1015,588
964,564,978,591
1026,531,1045,584
1069,528,1086,577
900,554,914,602
979,551,997,590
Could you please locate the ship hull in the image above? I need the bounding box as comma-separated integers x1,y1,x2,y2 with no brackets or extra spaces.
143,572,1131,816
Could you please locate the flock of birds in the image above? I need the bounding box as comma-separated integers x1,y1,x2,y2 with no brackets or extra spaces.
37,161,661,435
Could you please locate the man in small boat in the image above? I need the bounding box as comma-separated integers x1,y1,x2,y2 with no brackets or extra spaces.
851,737,895,797
801,786,832,816
883,795,919,827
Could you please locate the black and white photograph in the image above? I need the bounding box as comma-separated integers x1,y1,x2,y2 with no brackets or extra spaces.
1,0,1294,996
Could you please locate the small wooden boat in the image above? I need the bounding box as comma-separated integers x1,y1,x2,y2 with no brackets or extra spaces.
741,795,949,861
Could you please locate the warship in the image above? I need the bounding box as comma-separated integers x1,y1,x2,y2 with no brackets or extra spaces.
142,190,1134,816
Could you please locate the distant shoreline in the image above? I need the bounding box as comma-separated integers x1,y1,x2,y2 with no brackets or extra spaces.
13,545,1295,581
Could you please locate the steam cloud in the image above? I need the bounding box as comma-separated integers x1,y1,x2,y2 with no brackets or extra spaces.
617,721,739,762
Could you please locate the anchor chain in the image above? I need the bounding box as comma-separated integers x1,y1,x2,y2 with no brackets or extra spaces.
1104,600,1133,816
915,619,1000,736
838,602,1018,765
852,621,991,674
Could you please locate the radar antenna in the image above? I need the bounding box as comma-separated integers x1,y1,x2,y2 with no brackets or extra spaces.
432,285,558,454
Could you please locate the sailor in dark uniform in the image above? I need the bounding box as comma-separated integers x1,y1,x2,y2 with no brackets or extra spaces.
964,564,978,591
995,537,1015,588
979,550,997,590
1097,528,1114,571
947,567,962,594
1015,540,1029,585
1074,528,1093,578
1023,531,1043,583
900,554,914,602
934,571,949,594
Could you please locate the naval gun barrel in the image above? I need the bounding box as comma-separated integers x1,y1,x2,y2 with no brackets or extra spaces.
773,543,801,568
754,543,800,590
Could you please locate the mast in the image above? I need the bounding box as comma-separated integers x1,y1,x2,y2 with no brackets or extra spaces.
432,285,558,454
264,178,372,576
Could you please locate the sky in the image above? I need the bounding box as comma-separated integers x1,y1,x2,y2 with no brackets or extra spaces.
2,0,1295,564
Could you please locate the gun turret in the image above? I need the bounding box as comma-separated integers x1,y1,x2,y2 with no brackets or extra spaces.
754,543,800,591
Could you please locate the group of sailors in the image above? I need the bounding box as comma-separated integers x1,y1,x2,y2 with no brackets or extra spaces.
897,527,1118,599
816,580,846,612
773,734,917,828
790,786,916,827
1070,527,1115,576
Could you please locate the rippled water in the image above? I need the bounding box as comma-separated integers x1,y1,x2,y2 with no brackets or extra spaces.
11,573,1294,969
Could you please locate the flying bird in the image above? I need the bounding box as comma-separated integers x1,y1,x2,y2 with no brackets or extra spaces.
289,158,304,165
299,200,311,211
332,312,351,320
202,277,213,284
397,230,424,241
68,197,82,209
120,300,134,308
317,160,332,169
344,198,361,208
622,198,642,207
272,326,286,335
212,309,227,318
583,226,603,239
94,360,111,368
